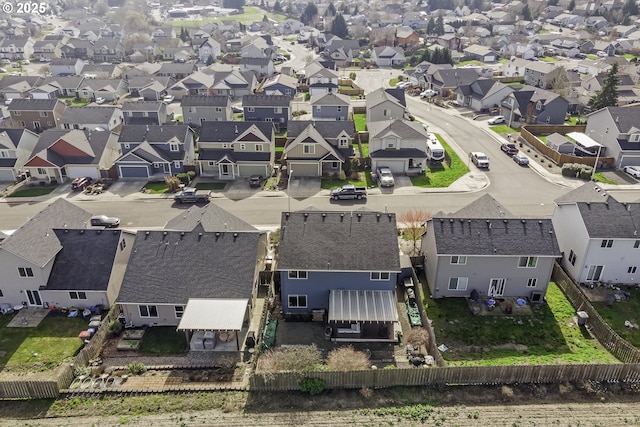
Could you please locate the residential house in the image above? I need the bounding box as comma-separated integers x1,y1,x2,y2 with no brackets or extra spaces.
49,58,84,76
116,225,268,352
0,76,43,100
403,12,427,29
365,88,406,124
524,61,563,90
21,128,120,181
368,119,428,174
262,73,298,97
114,125,195,179
428,68,479,98
579,74,639,107
209,69,258,98
323,39,360,67
500,86,569,126
585,106,640,168
421,194,561,300
305,61,339,97
435,34,462,51
58,106,124,132
166,71,214,100
198,37,221,63
163,202,257,233
371,46,406,67
463,44,499,62
60,38,95,60
0,37,34,61
181,95,232,126
197,121,275,179
501,57,529,77
240,57,275,78
151,27,176,40
242,95,291,130
0,128,39,182
32,38,64,61
78,78,128,103
161,47,191,63
310,92,350,121
29,83,61,100
122,101,168,126
0,199,93,308
396,26,420,49
552,184,640,285
41,76,85,98
125,76,172,101
283,120,355,177
453,78,515,112
92,39,124,63
277,19,304,35
277,210,401,342
7,98,66,133
154,63,197,80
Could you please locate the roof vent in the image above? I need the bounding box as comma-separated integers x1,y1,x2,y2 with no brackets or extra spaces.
233,232,238,237
163,231,168,235
322,213,327,217
439,218,444,223
180,231,185,236
96,230,101,234
521,219,526,223
113,230,118,235
449,218,454,223
503,219,508,223
216,232,220,236
145,231,150,235
79,230,84,234
64,229,69,233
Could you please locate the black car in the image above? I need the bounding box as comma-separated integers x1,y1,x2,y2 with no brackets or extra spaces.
90,215,120,228
249,175,263,188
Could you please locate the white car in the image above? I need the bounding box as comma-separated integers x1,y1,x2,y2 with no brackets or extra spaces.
488,115,506,125
95,97,106,104
395,81,411,89
163,94,175,103
21,60,30,65
470,151,490,168
623,165,640,179
420,89,437,98
4,98,13,105
513,152,529,166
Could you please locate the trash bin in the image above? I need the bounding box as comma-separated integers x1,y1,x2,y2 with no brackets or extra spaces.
577,311,589,326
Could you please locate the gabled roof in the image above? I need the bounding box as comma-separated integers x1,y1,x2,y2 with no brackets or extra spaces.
287,120,355,139
432,68,479,88
164,203,257,232
181,95,230,107
284,123,345,161
25,129,117,168
367,118,428,140
117,228,262,304
262,73,298,89
0,199,92,266
445,194,514,218
242,94,291,107
278,211,401,271
46,229,123,291
0,76,42,91
7,98,61,111
596,106,640,135
310,92,350,106
199,121,274,142
79,78,122,91
574,198,640,238
554,183,614,205
0,128,28,150
117,125,192,144
122,101,164,112
365,87,406,111
58,106,119,125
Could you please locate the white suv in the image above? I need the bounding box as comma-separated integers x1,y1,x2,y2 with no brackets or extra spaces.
470,152,490,169
623,165,640,179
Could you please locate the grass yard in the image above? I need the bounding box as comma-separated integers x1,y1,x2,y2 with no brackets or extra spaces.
425,283,620,366
143,181,169,194
320,172,368,190
458,60,484,66
489,124,519,134
7,186,57,197
0,313,87,373
389,78,399,87
593,172,617,185
195,182,227,191
59,97,90,107
170,7,286,27
359,142,369,158
410,136,469,188
354,113,366,132
593,288,640,348
138,327,187,356
539,56,559,62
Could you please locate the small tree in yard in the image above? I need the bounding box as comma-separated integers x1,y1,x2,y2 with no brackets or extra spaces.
326,345,370,371
408,327,430,355
398,208,432,256
165,175,181,192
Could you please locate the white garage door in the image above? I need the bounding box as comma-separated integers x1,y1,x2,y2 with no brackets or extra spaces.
619,156,640,168
239,164,268,177
289,162,320,177
374,160,406,174
0,169,16,182
67,167,99,179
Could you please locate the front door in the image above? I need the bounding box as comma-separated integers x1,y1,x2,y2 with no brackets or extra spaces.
26,290,42,306
221,163,230,176
163,163,170,174
488,278,506,297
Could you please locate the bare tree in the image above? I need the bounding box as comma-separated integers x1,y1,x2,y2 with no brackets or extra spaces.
407,327,430,355
257,344,322,374
326,345,370,371
398,208,432,256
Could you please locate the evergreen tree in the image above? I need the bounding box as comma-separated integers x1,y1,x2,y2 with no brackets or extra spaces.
623,0,639,15
260,0,265,8
426,17,436,35
326,2,336,17
589,62,619,110
522,4,532,21
273,0,281,11
330,13,348,38
568,0,576,11
301,2,318,25
206,54,215,66
435,12,445,36
223,0,245,10
353,5,358,14
547,0,558,5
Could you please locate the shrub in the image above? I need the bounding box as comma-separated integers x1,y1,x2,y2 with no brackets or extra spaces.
186,170,196,181
561,163,593,180
107,319,122,337
338,170,346,180
176,173,189,185
349,72,356,80
125,362,147,376
326,345,370,371
165,175,181,192
73,364,91,377
258,344,323,373
299,377,325,395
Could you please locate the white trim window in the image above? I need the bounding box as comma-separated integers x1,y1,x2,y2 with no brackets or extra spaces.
448,277,468,291
288,270,308,279
240,143,246,150
174,305,184,318
303,144,315,154
450,255,467,265
247,107,255,112
568,250,577,266
527,278,538,288
288,294,307,308
518,256,538,268
601,239,613,248
174,161,181,168
338,137,348,147
635,240,640,249
169,143,179,152
69,291,87,299
18,267,34,278
371,272,390,280
139,305,158,318
255,144,263,151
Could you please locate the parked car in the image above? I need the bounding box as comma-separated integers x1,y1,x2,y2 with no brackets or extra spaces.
71,176,92,190
623,165,640,179
470,152,490,168
249,175,263,188
95,97,106,104
395,81,411,89
173,187,210,203
488,115,506,125
376,166,395,187
420,89,437,98
21,59,30,65
90,214,120,228
330,184,367,200
232,105,243,113
513,152,529,166
500,142,518,155
4,98,13,105
163,94,175,103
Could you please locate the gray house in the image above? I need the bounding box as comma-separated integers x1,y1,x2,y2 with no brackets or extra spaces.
310,92,350,121
242,95,291,130
365,88,406,124
0,128,40,182
181,95,232,126
278,210,401,342
500,86,569,126
122,101,168,126
421,194,561,301
58,106,124,131
585,106,640,168
368,119,429,174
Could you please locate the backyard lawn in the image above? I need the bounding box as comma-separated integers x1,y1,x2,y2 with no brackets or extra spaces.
410,136,469,188
354,114,366,132
425,283,620,366
0,313,87,373
138,327,187,356
592,288,640,348
170,7,286,26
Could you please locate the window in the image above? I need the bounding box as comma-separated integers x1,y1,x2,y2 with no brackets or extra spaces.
448,277,468,291
450,256,467,265
587,265,604,281
240,143,246,150
0,150,8,158
69,291,87,300
568,250,577,266
174,306,184,318
255,144,263,151
332,161,338,168
274,108,282,115
288,294,307,308
337,106,342,112
339,137,348,147
169,143,179,152
139,305,158,317
40,111,49,117
174,161,180,168
124,143,130,149
18,267,34,277
208,161,215,166
371,272,390,280
315,105,321,111
634,240,640,249
629,133,640,143
601,239,613,248
215,107,222,112
518,256,538,268
247,107,255,112
14,111,21,116
120,239,126,251
527,278,538,288
143,112,149,117
288,270,308,279
0,289,2,297
629,266,637,274
221,143,229,149
536,101,542,110
19,121,25,127
37,168,46,175
127,111,133,116
303,144,315,154
383,109,388,116
152,162,159,169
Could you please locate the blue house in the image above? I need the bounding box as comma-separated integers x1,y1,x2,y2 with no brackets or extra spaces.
262,73,298,98
242,95,291,130
114,125,196,178
277,210,401,342
310,92,350,121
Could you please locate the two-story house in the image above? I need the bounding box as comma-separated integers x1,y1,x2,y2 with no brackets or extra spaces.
181,95,232,126
32,37,64,61
365,88,406,124
500,86,569,126
240,57,275,78
305,61,339,97
422,194,562,301
60,38,95,60
92,39,124,63
41,76,85,98
8,98,67,133
524,61,563,90
78,78,127,103
124,76,172,101
453,78,515,112
0,76,43,101
49,58,84,77
579,74,639,107
310,92,350,121
166,71,215,100
283,121,355,177
368,119,429,174
0,128,40,182
585,106,640,168
0,37,35,61
114,125,195,179
242,95,291,130
371,46,406,67
210,69,258,99
197,121,275,179
198,37,221,63
552,184,640,285
154,63,197,81
122,101,168,126
262,73,298,97
277,210,401,342
57,106,124,132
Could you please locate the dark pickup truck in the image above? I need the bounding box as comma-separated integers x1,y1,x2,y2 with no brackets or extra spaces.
173,187,210,203
330,185,367,200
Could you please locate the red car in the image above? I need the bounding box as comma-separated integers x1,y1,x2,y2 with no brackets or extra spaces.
500,142,518,155
71,177,92,191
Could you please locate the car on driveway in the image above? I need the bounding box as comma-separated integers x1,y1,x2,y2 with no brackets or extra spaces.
249,175,263,188
513,152,529,166
232,105,243,113
95,97,106,104
4,97,12,105
623,165,640,178
90,215,120,228
470,152,490,168
420,89,437,98
488,115,506,125
163,94,175,103
376,166,395,187
500,142,518,155
395,81,411,89
71,176,92,190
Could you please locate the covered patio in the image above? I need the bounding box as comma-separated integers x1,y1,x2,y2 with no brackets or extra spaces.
327,289,400,343
177,298,249,352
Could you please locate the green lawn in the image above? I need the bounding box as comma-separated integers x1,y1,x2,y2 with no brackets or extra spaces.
539,56,559,62
593,288,640,348
143,181,169,194
426,283,620,366
389,78,399,87
170,7,286,27
320,172,368,190
593,172,617,185
59,97,90,107
138,327,187,356
7,186,57,197
359,142,369,158
489,124,519,133
457,60,484,66
0,313,87,373
354,113,366,132
195,182,226,191
410,136,469,188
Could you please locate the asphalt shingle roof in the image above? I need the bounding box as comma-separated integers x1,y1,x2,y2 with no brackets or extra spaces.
199,121,273,142
576,199,640,239
287,120,355,139
164,203,257,232
117,125,192,143
181,95,230,107
242,94,291,107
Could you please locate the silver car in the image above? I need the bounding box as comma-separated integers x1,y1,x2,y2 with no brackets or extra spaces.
513,152,529,166
90,215,120,228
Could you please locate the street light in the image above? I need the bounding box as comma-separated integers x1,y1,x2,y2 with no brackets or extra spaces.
287,169,294,212
589,129,608,181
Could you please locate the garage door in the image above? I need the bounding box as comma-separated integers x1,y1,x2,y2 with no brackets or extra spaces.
68,167,99,179
374,160,406,174
119,165,150,178
0,169,16,182
289,162,320,177
619,156,640,168
239,164,268,177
